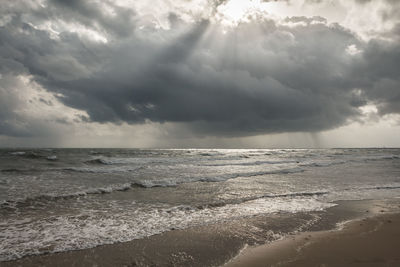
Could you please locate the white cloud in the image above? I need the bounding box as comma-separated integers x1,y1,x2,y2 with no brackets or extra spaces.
346,44,362,55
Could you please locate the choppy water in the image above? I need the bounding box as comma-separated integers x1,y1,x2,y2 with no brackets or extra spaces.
0,148,399,261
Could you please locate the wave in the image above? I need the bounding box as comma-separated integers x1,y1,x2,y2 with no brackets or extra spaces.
135,167,305,188
363,155,400,161
195,191,329,210
0,167,306,209
371,185,400,190
59,166,306,191
0,183,134,209
300,160,347,168
357,184,400,191
9,151,43,159
83,157,170,166
0,193,335,262
204,167,305,181
1,168,23,173
62,166,145,173
2,164,144,174
47,155,58,161
4,170,398,212
132,180,178,188
201,160,297,167
199,153,214,156
9,178,396,209
198,151,226,157
2,166,142,174
329,184,400,198
299,154,399,168
1,168,43,173
8,151,58,161
0,181,166,210
85,158,114,165
9,151,26,156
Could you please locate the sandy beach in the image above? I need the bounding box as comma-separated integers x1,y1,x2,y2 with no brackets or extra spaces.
226,211,400,267
2,198,400,267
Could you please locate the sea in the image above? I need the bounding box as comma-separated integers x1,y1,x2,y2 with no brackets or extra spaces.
0,148,399,262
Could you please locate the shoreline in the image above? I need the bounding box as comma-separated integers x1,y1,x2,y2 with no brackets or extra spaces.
2,198,400,267
225,210,400,266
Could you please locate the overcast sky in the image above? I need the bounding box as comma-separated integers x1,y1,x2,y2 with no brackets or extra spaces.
0,0,399,148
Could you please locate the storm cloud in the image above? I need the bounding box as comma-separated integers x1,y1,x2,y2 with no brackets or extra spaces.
0,0,400,139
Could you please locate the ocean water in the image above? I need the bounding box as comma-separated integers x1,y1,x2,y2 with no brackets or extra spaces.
0,148,399,261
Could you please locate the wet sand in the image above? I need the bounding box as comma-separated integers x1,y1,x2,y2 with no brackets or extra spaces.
227,210,400,267
3,199,400,267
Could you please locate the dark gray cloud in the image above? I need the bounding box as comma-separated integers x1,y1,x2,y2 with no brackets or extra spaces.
354,36,400,115
0,75,29,137
1,0,400,138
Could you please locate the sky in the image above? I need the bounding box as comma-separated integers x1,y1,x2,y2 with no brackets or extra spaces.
0,0,399,148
